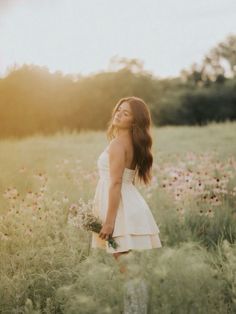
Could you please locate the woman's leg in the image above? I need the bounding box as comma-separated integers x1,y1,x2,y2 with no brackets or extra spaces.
113,250,131,273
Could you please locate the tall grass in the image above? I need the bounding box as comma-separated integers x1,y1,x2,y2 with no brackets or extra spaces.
0,121,236,313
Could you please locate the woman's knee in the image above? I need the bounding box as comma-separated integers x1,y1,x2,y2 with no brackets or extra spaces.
113,250,131,259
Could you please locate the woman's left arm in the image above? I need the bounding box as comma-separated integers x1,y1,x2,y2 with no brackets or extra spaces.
98,140,126,240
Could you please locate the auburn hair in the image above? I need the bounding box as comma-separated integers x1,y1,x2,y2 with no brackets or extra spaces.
106,96,154,185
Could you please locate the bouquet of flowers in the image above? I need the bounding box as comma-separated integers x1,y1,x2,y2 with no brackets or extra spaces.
67,198,119,249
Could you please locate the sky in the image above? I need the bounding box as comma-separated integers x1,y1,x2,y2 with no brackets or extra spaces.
0,0,236,78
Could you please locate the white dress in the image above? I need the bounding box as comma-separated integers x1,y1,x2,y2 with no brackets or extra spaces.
91,146,162,253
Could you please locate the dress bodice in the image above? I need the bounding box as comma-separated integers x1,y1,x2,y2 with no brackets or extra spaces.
97,149,136,184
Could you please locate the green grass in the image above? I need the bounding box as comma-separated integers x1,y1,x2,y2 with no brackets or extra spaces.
0,121,236,313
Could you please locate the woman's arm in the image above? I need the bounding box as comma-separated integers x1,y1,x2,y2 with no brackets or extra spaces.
99,140,126,240
105,183,122,226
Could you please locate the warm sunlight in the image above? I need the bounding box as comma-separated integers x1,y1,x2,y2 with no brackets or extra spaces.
1,1,236,312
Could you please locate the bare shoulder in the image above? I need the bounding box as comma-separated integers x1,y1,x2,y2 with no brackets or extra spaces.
107,139,127,177
108,138,126,156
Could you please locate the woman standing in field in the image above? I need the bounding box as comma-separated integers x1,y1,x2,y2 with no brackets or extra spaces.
91,96,162,269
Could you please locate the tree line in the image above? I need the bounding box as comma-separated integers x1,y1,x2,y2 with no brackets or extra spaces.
0,34,235,138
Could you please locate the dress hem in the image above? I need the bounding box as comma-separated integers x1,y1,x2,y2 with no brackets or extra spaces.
91,232,162,254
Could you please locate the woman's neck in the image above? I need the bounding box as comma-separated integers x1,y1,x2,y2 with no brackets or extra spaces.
115,128,132,140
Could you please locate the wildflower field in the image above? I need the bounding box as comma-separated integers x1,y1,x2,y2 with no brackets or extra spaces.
0,121,236,314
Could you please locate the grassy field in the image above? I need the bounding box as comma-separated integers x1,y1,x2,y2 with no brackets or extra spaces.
0,121,236,313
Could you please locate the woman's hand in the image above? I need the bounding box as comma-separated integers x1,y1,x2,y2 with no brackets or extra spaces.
99,223,114,240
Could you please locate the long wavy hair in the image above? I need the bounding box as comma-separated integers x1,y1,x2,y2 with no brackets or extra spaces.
106,96,153,185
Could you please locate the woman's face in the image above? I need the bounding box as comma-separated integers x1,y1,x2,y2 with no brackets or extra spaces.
112,101,134,129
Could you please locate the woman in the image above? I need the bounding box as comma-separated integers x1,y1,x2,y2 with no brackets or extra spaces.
91,96,162,267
